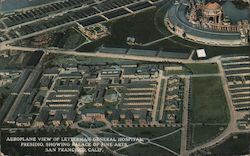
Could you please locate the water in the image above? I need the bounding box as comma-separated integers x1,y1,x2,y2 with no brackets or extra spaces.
222,1,250,23
0,0,58,12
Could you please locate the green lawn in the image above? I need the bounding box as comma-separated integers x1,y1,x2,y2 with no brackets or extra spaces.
63,28,87,49
119,144,175,156
191,77,230,123
167,63,219,75
185,63,219,74
113,127,179,139
191,125,226,145
189,77,230,146
154,2,173,37
76,9,165,51
75,56,145,65
167,68,191,75
104,9,163,47
208,133,250,155
153,130,181,153
50,27,86,49
44,54,145,68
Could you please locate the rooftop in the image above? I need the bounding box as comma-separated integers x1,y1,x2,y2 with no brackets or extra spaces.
196,49,207,58
204,2,221,10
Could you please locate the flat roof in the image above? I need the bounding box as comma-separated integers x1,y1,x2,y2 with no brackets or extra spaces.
196,49,207,58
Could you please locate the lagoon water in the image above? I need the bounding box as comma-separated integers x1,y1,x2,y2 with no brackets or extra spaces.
0,0,58,12
222,1,250,23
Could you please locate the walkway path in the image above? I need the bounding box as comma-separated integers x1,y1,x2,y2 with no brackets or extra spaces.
142,34,175,46
180,77,190,156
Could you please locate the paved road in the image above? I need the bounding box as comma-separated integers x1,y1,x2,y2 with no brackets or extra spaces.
180,77,190,156
0,45,219,64
142,34,175,46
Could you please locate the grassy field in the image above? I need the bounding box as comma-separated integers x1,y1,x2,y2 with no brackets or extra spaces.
63,28,87,49
113,127,179,139
185,63,219,74
77,8,164,51
168,63,219,75
191,125,226,145
43,54,145,67
167,69,191,75
76,8,192,53
189,77,230,146
119,144,175,156
153,130,181,154
75,56,144,65
50,27,86,49
191,77,230,123
104,9,163,47
209,133,250,155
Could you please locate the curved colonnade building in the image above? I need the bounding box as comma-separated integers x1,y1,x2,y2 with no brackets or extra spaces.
165,0,250,46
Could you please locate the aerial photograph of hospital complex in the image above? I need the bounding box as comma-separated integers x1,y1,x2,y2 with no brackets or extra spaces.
0,0,249,155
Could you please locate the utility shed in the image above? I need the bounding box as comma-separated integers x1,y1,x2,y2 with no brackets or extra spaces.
196,49,207,58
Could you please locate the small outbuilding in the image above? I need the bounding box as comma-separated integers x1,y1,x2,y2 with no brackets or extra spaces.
196,49,207,58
